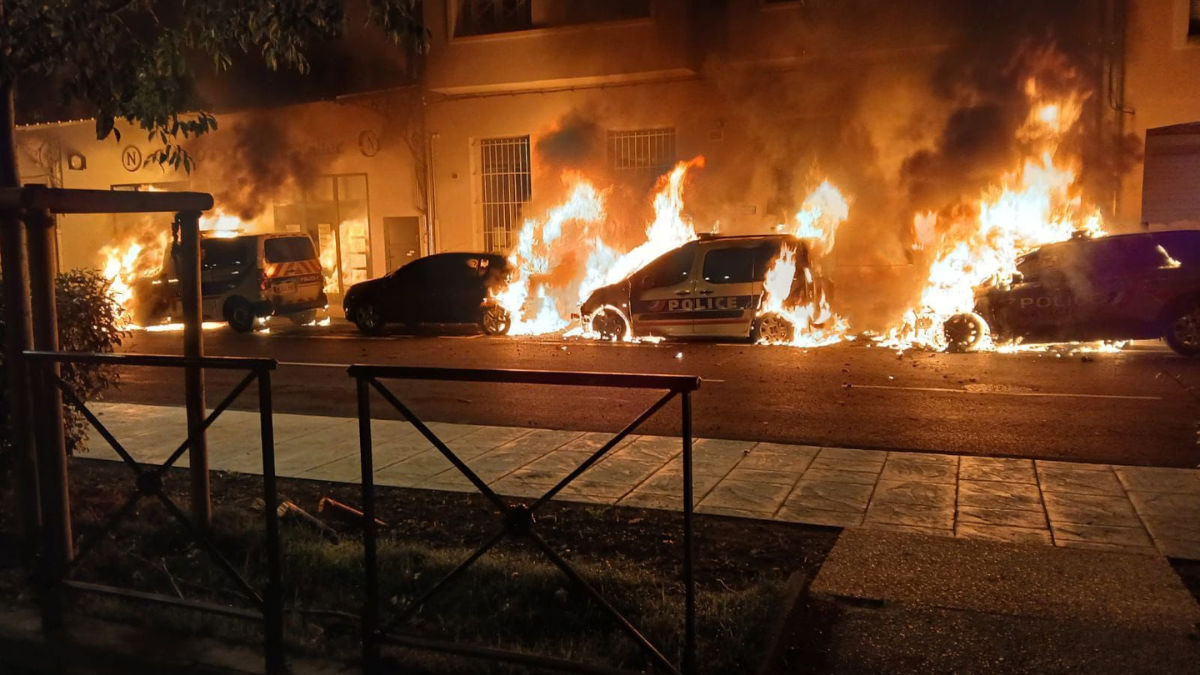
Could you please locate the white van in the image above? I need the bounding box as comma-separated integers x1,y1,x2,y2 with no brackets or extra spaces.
135,233,328,332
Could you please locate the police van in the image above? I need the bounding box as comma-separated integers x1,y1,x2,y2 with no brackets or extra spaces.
944,230,1200,356
580,234,826,341
134,232,328,332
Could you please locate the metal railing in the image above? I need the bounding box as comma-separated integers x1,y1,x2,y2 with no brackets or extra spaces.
349,364,703,675
22,351,285,674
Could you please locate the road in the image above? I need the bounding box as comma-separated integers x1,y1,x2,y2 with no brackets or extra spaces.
106,322,1200,468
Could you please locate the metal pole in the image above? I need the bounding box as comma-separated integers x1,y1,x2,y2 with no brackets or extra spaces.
681,390,696,675
26,208,71,630
258,369,285,674
0,210,39,560
177,210,211,526
357,376,380,674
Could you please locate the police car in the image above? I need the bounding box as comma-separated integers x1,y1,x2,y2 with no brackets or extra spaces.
580,234,826,341
943,230,1200,356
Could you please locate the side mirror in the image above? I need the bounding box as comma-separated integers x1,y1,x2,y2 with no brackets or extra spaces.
638,276,655,289
1010,272,1024,286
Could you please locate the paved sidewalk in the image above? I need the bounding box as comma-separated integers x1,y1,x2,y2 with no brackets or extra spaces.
84,402,1200,560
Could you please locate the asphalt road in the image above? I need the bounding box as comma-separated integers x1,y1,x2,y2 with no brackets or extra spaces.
107,322,1200,468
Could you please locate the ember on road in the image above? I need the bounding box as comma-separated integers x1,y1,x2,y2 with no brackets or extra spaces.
113,325,1200,468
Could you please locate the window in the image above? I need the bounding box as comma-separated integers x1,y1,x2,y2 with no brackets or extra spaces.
456,0,532,36
609,128,676,174
264,237,317,264
639,245,695,289
201,239,254,272
272,173,370,295
1191,0,1200,38
455,0,651,37
480,136,532,253
702,244,781,284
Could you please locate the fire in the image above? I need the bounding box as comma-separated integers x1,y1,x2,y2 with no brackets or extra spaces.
100,230,171,328
757,182,852,347
879,77,1105,351
497,159,704,336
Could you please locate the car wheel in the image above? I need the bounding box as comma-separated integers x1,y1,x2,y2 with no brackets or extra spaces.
591,308,629,342
288,310,318,326
353,302,386,335
752,312,796,344
944,312,988,353
480,305,512,336
224,298,257,333
1165,302,1200,357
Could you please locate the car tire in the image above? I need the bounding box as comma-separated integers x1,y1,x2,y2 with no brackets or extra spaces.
591,308,629,342
943,312,988,353
352,302,386,335
288,310,318,326
1165,301,1200,357
480,305,512,336
224,298,257,333
752,313,796,344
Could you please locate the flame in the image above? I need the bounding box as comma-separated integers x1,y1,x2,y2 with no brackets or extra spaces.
497,158,704,336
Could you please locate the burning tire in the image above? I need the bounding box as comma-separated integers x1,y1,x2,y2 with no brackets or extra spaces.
288,310,318,326
1165,302,1200,357
752,313,796,345
590,308,629,342
351,302,385,335
943,312,988,353
224,298,256,333
480,305,512,336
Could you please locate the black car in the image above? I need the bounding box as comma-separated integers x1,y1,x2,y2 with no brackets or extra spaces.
343,252,512,335
944,231,1200,356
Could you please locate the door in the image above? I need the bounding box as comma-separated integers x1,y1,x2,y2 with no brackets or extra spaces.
997,245,1083,342
384,216,423,273
628,243,698,337
693,242,778,338
385,258,434,323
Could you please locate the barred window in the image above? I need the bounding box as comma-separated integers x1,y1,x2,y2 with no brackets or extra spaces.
608,128,676,174
480,136,531,253
456,0,532,37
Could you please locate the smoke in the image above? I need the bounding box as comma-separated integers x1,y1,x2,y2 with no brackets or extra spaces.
188,113,321,221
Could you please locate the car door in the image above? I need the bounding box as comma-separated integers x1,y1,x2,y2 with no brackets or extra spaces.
443,255,492,323
692,242,775,338
997,244,1083,342
628,243,698,337
385,258,433,323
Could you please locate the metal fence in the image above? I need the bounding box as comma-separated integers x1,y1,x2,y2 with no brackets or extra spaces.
349,364,703,675
22,351,286,674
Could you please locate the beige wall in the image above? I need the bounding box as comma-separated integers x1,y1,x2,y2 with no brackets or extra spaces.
16,95,424,278
1121,0,1200,226
425,0,693,94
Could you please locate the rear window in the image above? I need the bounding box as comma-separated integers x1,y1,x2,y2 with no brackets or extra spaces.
201,238,254,271
264,237,316,263
702,244,783,284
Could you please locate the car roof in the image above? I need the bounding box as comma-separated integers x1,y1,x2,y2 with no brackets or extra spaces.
696,233,799,244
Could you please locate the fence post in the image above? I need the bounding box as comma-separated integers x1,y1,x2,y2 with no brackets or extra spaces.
681,389,696,675
26,207,71,629
177,210,211,527
0,210,40,561
258,368,285,674
357,376,381,674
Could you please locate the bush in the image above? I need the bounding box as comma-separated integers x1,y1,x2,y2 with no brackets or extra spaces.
0,268,126,457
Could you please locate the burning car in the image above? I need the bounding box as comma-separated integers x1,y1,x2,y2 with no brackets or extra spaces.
580,234,832,342
943,231,1200,356
343,252,513,335
132,232,328,332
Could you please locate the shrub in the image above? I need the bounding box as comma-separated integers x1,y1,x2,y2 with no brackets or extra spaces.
0,267,126,457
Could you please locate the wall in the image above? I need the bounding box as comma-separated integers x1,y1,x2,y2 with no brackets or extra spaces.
15,94,425,279
1121,0,1200,226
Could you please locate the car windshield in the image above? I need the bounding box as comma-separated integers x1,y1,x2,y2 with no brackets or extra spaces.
264,237,317,263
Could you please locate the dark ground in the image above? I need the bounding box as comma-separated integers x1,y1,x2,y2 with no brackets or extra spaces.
110,322,1200,467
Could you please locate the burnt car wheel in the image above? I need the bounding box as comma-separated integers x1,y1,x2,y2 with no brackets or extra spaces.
1166,303,1200,357
288,310,318,326
481,305,512,336
943,312,988,353
752,313,796,344
591,308,629,341
352,302,385,335
224,298,256,333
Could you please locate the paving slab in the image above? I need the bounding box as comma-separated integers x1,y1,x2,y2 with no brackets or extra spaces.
958,456,1037,484
698,479,791,515
878,458,958,484
957,505,1048,529
1036,466,1124,497
1050,522,1156,552
811,529,1200,634
870,480,956,508
955,522,1053,546
1043,492,1141,528
958,479,1043,511
784,480,874,514
864,501,955,530
1114,466,1200,493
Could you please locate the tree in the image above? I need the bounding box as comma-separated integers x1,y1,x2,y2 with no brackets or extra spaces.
0,0,427,184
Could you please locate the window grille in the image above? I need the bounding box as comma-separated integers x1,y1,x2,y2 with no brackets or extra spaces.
608,128,676,174
480,136,532,253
